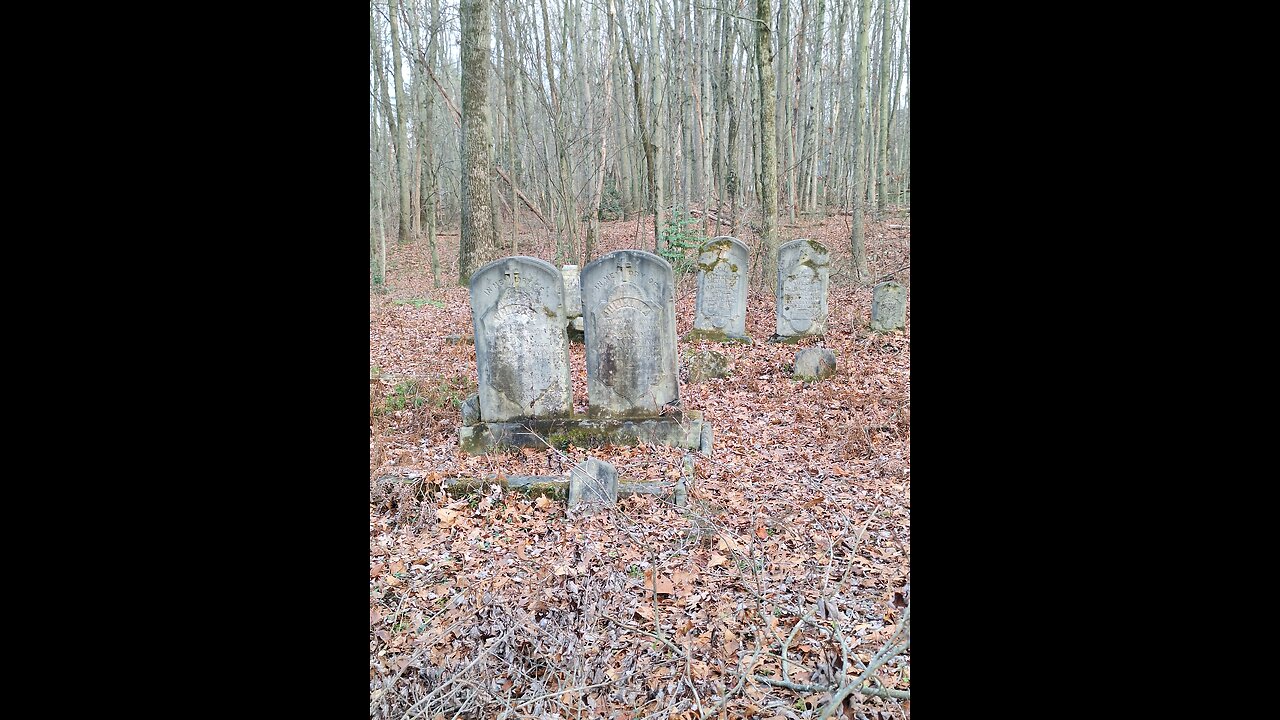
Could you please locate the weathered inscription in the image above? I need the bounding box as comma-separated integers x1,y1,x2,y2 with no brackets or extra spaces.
775,239,830,339
691,236,750,341
582,250,678,417
469,256,571,422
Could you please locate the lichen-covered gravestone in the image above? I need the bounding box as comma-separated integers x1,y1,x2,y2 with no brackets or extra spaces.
561,264,585,339
687,236,751,343
469,256,572,422
567,457,618,513
774,239,830,341
581,250,678,418
561,265,583,319
871,281,907,332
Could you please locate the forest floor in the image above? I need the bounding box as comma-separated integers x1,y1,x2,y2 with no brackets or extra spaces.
370,209,910,720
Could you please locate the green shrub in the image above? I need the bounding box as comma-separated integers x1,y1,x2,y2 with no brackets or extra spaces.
658,209,703,274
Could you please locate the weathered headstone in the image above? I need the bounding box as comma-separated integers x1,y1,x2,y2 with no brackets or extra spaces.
581,250,678,418
469,256,572,422
871,281,907,332
563,265,586,342
793,347,837,381
561,264,583,320
567,457,619,512
687,236,750,343
773,239,830,342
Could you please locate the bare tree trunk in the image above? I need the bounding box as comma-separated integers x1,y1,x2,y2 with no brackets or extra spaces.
388,0,412,245
419,0,442,285
850,0,872,281
585,0,617,264
370,2,387,288
824,0,847,213
875,0,893,216
800,0,824,214
617,5,658,232
458,0,498,284
498,0,520,253
758,0,779,285
650,0,665,252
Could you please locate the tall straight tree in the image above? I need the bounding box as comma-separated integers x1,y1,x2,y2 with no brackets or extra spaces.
370,2,387,287
458,0,499,284
875,0,893,215
757,0,779,284
849,0,871,280
585,0,617,263
388,0,411,245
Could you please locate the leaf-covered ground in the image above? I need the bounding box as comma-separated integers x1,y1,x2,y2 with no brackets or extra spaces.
371,211,910,720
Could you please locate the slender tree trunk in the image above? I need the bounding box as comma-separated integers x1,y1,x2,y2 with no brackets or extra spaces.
800,0,824,213
850,0,871,280
420,0,442,285
388,0,412,245
370,2,387,288
650,0,665,252
458,0,498,284
499,0,520,252
875,0,893,216
585,0,616,264
617,6,658,232
758,0,779,285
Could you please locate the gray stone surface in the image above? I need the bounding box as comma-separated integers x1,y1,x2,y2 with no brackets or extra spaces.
581,250,679,418
690,236,750,342
699,423,714,458
568,457,618,512
793,347,837,381
775,239,830,339
870,281,907,332
469,256,572,423
461,393,481,426
686,349,734,385
438,473,680,503
561,265,583,319
459,413,704,455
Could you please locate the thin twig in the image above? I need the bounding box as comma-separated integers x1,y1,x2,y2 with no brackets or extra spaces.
818,601,911,720
751,675,909,700
715,635,765,716
400,627,512,720
511,681,612,710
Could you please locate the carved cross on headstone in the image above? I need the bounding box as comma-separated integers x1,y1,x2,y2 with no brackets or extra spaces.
617,261,633,283
504,268,521,287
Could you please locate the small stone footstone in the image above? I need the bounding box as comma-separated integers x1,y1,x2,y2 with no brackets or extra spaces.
793,347,837,381
686,349,734,385
567,457,618,513
871,281,907,332
461,393,481,426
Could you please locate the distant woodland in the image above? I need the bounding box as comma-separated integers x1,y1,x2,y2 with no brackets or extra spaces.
370,0,909,286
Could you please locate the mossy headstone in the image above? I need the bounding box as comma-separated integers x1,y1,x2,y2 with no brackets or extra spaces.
469,256,572,423
689,236,750,342
581,250,678,418
774,239,830,341
871,281,907,332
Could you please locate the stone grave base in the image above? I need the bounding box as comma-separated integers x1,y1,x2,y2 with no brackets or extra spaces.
767,333,818,344
441,472,686,507
684,328,752,344
459,411,709,456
